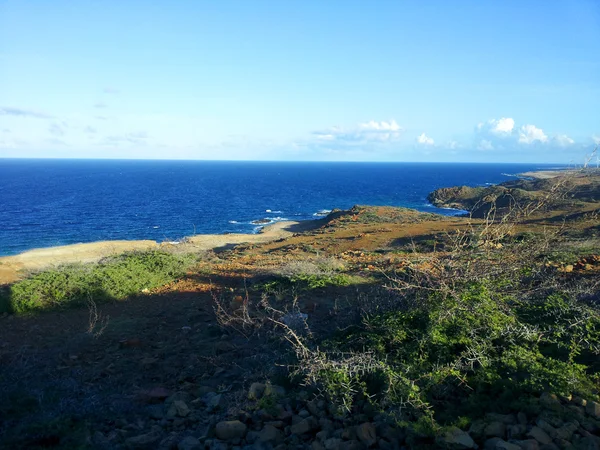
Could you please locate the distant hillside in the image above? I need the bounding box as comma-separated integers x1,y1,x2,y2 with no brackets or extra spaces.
427,169,600,218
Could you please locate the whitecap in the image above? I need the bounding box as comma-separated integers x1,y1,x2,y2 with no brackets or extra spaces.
152,226,160,229
313,209,332,216
228,220,239,224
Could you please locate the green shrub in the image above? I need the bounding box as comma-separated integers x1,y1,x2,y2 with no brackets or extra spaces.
299,277,600,428
6,251,197,313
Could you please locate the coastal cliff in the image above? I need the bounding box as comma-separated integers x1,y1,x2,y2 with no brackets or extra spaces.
427,169,600,217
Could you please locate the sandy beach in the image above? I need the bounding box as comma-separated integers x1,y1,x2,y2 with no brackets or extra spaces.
0,220,318,285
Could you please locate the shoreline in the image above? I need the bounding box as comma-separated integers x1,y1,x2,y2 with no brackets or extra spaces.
516,169,577,179
1,166,576,285
0,220,320,285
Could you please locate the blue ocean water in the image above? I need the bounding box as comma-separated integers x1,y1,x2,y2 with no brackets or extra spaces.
0,159,561,256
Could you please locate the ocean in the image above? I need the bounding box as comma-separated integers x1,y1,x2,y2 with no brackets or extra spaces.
0,159,561,256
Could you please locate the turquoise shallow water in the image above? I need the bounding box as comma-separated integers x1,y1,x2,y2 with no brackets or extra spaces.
0,159,561,256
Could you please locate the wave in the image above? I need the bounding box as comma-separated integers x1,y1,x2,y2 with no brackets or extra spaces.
228,220,239,224
265,209,283,213
312,209,332,217
251,216,289,225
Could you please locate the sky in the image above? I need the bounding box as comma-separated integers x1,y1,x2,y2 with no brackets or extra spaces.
1,0,599,163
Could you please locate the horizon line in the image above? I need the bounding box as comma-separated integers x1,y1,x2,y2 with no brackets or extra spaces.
0,157,572,165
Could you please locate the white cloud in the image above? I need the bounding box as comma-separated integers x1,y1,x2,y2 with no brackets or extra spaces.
554,134,574,147
417,133,434,146
478,139,494,151
490,117,515,134
359,119,401,132
0,106,53,119
311,119,403,146
518,124,548,144
593,135,600,144
478,117,515,135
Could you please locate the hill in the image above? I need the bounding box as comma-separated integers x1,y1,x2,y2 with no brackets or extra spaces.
0,182,599,449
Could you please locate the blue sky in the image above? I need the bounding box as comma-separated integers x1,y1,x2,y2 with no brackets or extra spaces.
1,0,599,163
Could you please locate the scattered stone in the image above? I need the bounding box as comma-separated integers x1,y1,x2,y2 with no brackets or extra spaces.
540,393,561,410
496,440,522,450
438,426,477,449
527,427,553,445
341,427,356,441
248,382,266,400
307,400,322,418
485,437,504,449
266,420,285,429
485,421,507,439
290,417,317,435
178,436,201,450
580,417,600,433
554,422,579,441
514,440,539,450
324,438,343,450
340,440,366,450
469,420,487,439
141,386,171,404
299,409,311,418
205,393,224,411
518,412,528,426
536,419,558,439
167,400,190,418
554,439,574,450
356,422,377,447
585,401,600,419
125,427,162,448
487,413,517,425
316,430,329,442
258,424,284,443
538,443,560,450
575,437,600,450
538,413,564,429
215,420,247,441
508,424,527,439
146,404,165,420
566,405,586,420
558,393,572,403
158,434,180,450
92,431,110,448
120,338,142,348
264,384,286,398
572,397,587,407
166,392,192,405
379,424,404,444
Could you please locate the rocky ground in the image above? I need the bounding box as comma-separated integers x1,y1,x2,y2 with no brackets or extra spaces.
1,198,599,448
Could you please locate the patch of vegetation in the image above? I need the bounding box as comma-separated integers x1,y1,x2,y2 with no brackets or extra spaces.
3,251,197,313
287,234,600,434
258,258,355,292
